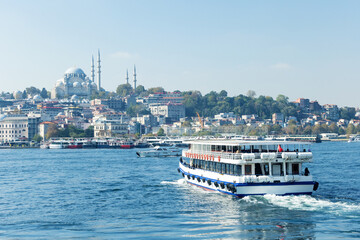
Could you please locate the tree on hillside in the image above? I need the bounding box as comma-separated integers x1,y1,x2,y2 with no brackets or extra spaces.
148,87,165,94
46,124,59,139
135,85,146,95
246,90,256,98
26,86,41,97
116,83,133,97
40,88,48,99
340,107,356,120
22,90,27,99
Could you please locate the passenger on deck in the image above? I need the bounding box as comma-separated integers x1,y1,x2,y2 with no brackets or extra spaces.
304,167,310,176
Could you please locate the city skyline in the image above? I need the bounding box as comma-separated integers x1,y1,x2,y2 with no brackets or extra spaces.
0,0,359,107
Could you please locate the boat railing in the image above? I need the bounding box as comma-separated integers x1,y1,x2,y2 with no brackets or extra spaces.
183,150,312,161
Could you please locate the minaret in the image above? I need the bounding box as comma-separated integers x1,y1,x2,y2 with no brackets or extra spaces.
97,49,101,91
126,69,129,84
133,65,137,90
91,55,95,82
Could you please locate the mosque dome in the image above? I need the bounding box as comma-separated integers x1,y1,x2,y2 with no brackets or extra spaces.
73,82,81,88
56,79,64,87
33,95,42,100
65,67,85,75
71,95,79,101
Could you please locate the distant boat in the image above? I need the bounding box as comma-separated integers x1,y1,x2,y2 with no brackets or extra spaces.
136,146,182,157
348,135,360,142
49,140,69,149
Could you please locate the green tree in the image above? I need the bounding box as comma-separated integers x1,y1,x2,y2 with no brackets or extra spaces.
346,124,356,135
135,85,146,95
46,124,59,139
340,107,356,120
116,83,133,97
157,128,165,136
32,134,43,143
148,87,165,94
26,86,41,97
219,90,228,98
40,88,48,98
22,90,27,99
85,126,94,137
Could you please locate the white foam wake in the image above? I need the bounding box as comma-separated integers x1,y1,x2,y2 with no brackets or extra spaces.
263,194,360,216
161,179,186,185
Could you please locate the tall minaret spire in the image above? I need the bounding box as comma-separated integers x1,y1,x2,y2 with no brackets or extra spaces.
133,65,137,91
97,49,101,91
126,69,129,84
91,55,95,82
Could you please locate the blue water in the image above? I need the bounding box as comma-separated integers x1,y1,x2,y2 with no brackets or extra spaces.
0,142,359,239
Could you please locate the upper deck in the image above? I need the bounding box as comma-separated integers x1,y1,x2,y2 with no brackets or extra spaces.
183,140,313,164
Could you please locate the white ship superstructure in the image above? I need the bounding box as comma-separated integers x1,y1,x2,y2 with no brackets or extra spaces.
178,140,319,197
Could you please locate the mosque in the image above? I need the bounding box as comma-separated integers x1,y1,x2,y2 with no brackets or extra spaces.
51,50,101,99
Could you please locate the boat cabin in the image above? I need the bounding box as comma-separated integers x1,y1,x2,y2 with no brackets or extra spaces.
183,140,312,178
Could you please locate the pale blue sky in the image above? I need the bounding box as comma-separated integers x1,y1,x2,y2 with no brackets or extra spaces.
0,0,359,107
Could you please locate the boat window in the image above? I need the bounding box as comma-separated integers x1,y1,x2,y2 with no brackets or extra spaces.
245,165,252,175
292,163,299,175
234,165,242,176
216,162,221,172
229,164,234,175
255,163,262,176
222,163,226,174
226,164,230,174
263,163,270,175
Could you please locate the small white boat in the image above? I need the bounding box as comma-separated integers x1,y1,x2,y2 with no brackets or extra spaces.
136,146,182,157
348,135,360,142
49,140,69,149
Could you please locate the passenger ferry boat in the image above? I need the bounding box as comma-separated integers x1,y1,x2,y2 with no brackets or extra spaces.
136,146,182,157
178,140,319,197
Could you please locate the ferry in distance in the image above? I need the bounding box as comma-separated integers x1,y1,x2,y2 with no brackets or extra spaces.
178,140,319,197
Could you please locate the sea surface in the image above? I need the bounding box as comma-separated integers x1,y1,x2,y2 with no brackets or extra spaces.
0,142,359,239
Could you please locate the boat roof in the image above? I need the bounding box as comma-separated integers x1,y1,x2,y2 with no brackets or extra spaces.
184,140,312,146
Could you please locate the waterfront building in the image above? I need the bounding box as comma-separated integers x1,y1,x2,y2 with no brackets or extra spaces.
93,120,128,138
0,114,29,143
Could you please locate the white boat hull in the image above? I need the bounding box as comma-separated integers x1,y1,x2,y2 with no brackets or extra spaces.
179,162,316,197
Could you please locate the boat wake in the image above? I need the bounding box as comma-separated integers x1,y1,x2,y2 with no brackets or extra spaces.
160,179,187,185
259,194,360,216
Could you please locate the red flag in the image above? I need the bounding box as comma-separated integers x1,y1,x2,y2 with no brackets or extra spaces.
278,145,283,152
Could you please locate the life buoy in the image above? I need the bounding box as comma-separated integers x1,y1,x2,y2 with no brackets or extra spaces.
218,156,221,162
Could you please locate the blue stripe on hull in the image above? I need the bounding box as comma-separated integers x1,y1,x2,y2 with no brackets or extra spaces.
187,180,313,198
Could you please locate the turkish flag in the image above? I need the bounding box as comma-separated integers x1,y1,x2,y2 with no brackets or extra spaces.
278,145,283,152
